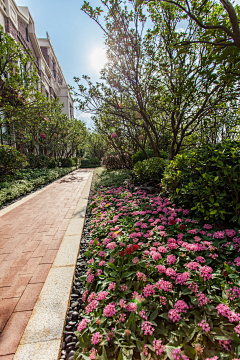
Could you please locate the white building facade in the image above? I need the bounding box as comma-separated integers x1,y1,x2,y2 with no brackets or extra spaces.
0,0,74,119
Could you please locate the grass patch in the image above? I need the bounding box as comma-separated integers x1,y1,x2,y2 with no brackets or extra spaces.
92,167,132,190
0,167,76,207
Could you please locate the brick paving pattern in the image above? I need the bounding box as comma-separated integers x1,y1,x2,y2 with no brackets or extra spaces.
0,169,93,358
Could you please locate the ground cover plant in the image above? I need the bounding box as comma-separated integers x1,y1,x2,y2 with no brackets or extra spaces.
0,167,75,207
74,186,240,360
92,167,132,190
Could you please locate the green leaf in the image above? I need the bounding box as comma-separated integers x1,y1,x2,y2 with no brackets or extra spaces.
150,309,158,321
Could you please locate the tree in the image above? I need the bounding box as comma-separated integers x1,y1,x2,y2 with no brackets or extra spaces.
75,0,240,159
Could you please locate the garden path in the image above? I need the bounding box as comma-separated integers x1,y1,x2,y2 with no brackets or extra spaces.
0,168,94,359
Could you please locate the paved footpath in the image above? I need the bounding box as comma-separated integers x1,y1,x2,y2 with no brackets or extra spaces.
0,169,94,359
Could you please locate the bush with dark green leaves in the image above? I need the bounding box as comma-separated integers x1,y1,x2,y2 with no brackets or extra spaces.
0,144,28,175
162,141,240,224
61,158,76,168
101,154,132,170
133,157,166,184
26,154,51,169
132,149,167,166
90,157,100,165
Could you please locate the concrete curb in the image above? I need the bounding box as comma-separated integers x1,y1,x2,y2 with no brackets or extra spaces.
13,172,93,360
0,168,78,218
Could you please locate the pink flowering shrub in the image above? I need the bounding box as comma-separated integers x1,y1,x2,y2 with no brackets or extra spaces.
75,186,240,359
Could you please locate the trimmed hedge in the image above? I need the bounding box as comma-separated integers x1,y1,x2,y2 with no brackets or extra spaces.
133,157,167,184
132,149,167,166
0,167,75,207
162,141,240,224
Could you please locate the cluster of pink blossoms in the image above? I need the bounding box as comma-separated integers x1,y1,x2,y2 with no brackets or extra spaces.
96,291,108,301
103,303,116,317
141,321,155,335
91,332,102,345
77,318,89,332
174,300,189,313
143,284,155,297
136,271,147,282
199,265,213,281
153,339,164,356
85,300,98,314
197,319,210,332
172,348,189,360
168,309,181,322
216,303,240,323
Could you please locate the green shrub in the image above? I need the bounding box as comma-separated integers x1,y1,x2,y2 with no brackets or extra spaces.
0,145,28,175
133,157,166,184
26,154,49,169
61,158,75,167
101,154,132,170
81,159,91,167
90,157,100,165
162,141,240,224
48,158,57,169
132,149,168,165
72,157,81,166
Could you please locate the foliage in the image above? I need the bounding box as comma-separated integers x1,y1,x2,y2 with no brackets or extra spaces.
61,158,76,168
85,132,110,160
102,154,132,170
74,186,240,360
132,149,154,166
0,144,28,175
133,157,166,184
92,167,132,190
162,141,240,225
0,167,75,206
74,0,240,160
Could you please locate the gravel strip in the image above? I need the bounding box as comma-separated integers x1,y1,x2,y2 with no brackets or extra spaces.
60,202,91,360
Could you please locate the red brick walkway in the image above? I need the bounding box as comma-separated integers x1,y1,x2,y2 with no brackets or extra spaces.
0,169,93,359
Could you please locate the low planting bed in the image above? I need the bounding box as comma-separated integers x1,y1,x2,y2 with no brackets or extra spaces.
0,167,76,208
71,186,240,360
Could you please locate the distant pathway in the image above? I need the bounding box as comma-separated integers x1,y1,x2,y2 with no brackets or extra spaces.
0,169,94,359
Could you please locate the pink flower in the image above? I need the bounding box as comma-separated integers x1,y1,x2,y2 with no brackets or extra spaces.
165,268,177,278
91,331,102,345
159,296,167,305
106,241,117,250
98,251,106,257
99,260,106,266
127,303,138,312
141,321,155,335
136,271,147,282
139,309,148,320
168,309,181,322
196,292,208,306
167,254,176,265
143,284,155,297
199,265,213,281
158,246,167,253
156,265,166,274
195,256,206,263
103,303,116,317
198,319,210,332
87,273,95,283
96,291,108,301
174,300,189,313
119,299,127,308
89,348,97,360
175,272,190,285
82,289,88,303
118,313,126,322
108,282,116,291
133,257,139,264
87,292,96,303
213,231,225,239
85,300,99,314
96,269,102,276
120,284,128,291
153,339,164,356
234,324,240,335
156,279,173,292
77,318,89,332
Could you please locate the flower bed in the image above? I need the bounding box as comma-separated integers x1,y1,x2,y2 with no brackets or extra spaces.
74,186,240,360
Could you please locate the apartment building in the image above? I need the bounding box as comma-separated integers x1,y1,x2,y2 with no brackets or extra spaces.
0,0,74,119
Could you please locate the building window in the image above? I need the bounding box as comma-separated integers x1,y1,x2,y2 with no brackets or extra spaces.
26,27,29,41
